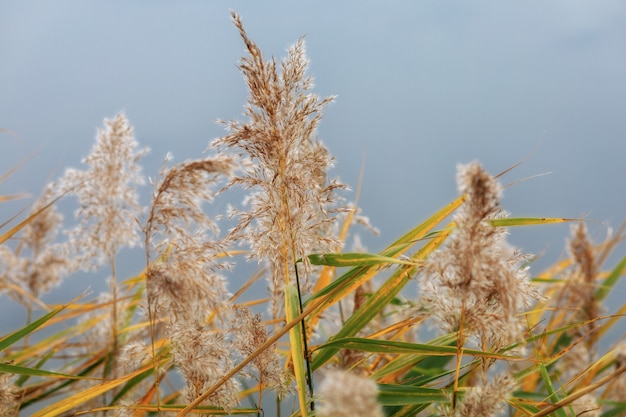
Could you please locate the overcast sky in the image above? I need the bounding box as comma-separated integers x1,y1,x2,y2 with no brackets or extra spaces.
1,1,625,331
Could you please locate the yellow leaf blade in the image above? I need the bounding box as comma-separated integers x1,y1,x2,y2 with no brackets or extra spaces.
285,284,308,417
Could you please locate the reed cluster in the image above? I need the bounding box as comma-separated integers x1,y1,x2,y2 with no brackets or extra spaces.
1,12,624,417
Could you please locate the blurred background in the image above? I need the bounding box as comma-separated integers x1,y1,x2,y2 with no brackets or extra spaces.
1,1,625,342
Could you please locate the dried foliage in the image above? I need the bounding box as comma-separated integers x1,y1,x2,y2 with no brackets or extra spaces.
0,11,624,417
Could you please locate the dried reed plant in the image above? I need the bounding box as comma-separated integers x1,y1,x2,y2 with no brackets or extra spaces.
144,154,235,327
1,11,625,417
212,12,347,320
60,113,148,272
419,162,540,351
4,183,67,307
60,113,149,363
142,153,238,411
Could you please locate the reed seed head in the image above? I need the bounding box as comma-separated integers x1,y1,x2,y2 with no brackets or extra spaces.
211,12,346,317
60,113,148,270
453,374,516,417
420,162,539,347
317,369,383,417
0,374,19,416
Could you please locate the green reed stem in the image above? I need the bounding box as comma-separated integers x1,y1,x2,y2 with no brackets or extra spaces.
294,262,315,412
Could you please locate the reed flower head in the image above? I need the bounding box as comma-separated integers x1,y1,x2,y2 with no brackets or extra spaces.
169,323,239,411
1,184,69,304
60,113,148,270
144,154,235,326
452,374,517,417
118,341,150,371
569,394,600,417
0,374,19,416
317,369,383,417
562,222,602,332
555,222,604,380
212,12,346,316
568,222,597,282
419,162,539,347
17,184,68,297
0,245,21,298
231,306,282,389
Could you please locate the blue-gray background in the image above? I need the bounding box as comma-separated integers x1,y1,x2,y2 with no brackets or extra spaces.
1,0,625,361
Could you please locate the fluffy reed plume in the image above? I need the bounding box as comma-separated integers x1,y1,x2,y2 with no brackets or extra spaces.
0,374,20,417
144,154,235,326
59,113,148,271
211,12,346,317
316,369,383,417
553,222,605,382
169,324,239,411
231,306,283,401
4,12,626,417
441,374,517,417
143,153,237,411
118,341,151,371
56,113,149,387
419,162,540,348
16,185,67,298
0,184,68,306
568,394,600,417
565,223,601,335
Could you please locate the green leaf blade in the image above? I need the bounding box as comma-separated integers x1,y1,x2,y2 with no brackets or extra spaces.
0,306,64,351
285,284,309,417
377,384,447,406
308,252,418,267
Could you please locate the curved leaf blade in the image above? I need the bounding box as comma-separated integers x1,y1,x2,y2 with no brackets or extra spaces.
308,252,419,267
377,384,447,406
489,217,575,227
0,306,64,351
316,337,521,361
